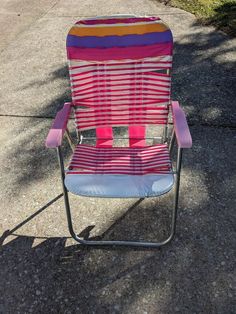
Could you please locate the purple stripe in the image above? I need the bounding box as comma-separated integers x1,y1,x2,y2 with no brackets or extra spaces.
67,31,172,48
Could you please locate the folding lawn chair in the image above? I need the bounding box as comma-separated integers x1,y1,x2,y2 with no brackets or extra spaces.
45,15,192,248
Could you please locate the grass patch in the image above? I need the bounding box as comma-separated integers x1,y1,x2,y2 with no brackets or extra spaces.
160,0,236,36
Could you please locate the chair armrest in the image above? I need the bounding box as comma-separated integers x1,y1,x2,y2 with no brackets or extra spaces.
45,102,72,148
171,101,192,148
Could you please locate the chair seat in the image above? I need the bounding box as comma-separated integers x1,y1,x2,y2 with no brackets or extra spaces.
65,173,174,198
65,143,174,198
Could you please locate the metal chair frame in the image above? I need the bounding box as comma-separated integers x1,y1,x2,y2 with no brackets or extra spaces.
45,15,192,249
55,129,183,248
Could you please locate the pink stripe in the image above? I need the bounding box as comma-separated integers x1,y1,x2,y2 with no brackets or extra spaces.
67,143,171,175
74,94,169,101
74,100,169,108
76,97,169,103
129,125,146,147
76,17,160,25
77,120,168,127
72,147,169,157
70,159,170,167
74,143,166,150
71,157,170,163
72,156,169,162
72,80,170,92
75,106,168,113
72,149,169,158
73,87,170,94
96,127,113,147
76,115,168,123
76,120,168,131
72,81,170,91
67,170,170,175
67,43,173,61
70,70,171,78
73,88,170,97
72,80,170,91
76,116,168,123
72,151,169,159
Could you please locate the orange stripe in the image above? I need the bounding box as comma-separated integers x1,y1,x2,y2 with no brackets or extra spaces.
69,23,168,37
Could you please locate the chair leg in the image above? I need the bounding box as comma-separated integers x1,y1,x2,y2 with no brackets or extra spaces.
57,147,183,249
169,128,176,155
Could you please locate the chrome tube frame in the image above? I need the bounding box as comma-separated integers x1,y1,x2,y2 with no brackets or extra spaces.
169,128,176,155
65,128,75,152
162,124,168,144
57,146,183,248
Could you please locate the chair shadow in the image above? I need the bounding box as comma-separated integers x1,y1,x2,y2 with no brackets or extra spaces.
1,182,235,313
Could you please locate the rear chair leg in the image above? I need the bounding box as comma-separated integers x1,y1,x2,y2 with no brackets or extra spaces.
56,146,183,248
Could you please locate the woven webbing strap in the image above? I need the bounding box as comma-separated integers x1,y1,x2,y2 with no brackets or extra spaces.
67,16,173,131
67,144,171,175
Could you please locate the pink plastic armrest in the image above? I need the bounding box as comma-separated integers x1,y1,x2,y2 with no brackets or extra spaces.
45,102,72,148
171,101,192,148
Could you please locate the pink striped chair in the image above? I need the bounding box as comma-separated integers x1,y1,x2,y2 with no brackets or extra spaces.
46,15,192,248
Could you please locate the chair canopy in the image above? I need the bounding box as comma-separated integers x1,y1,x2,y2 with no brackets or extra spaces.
66,16,173,132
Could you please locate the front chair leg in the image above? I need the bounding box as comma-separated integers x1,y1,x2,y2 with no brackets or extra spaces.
56,146,183,249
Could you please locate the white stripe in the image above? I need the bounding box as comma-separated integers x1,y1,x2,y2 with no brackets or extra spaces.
70,67,171,78
69,63,172,75
73,101,170,108
76,124,167,131
72,151,169,160
76,116,168,124
72,83,170,93
69,56,172,67
71,155,170,164
71,152,170,160
75,108,168,114
71,76,171,87
70,158,170,167
70,72,172,82
73,91,169,99
73,94,169,101
69,58,172,68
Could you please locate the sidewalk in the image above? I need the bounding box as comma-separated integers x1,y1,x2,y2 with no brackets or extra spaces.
0,0,235,313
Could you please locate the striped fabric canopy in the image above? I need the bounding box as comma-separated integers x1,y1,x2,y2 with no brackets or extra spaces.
66,16,173,132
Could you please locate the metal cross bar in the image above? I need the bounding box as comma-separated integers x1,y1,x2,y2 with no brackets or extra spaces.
81,137,163,140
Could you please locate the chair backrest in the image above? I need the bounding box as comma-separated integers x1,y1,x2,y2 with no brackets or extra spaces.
66,16,173,146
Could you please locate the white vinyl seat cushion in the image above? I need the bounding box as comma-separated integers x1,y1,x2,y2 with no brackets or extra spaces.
65,174,174,198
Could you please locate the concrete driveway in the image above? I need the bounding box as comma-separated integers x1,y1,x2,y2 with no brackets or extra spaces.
0,0,235,313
